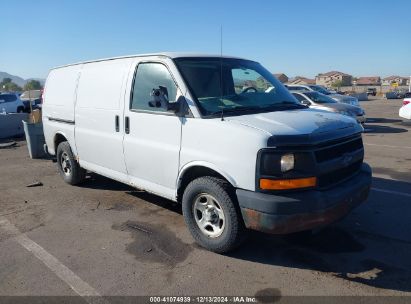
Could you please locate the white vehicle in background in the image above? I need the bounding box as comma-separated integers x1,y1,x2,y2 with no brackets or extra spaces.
0,93,25,113
20,90,43,111
399,97,411,120
286,84,359,106
42,53,372,253
291,90,366,124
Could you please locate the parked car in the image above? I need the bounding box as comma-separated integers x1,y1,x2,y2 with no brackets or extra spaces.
291,91,366,124
20,90,43,112
286,84,359,106
367,88,377,96
399,97,411,120
43,53,372,253
0,93,25,113
387,90,411,99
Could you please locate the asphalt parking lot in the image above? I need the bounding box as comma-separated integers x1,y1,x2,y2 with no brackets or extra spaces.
0,98,410,301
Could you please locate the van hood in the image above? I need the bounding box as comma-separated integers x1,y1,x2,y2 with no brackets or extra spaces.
225,108,362,146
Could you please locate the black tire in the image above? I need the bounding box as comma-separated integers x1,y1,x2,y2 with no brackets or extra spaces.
182,176,246,253
56,141,86,185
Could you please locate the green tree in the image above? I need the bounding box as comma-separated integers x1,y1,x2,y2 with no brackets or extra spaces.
24,80,43,91
1,78,12,84
0,78,22,92
331,80,344,88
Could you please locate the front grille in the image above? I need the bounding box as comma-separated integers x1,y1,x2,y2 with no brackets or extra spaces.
315,137,363,163
318,161,362,188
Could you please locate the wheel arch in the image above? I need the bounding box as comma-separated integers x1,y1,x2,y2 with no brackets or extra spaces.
54,132,69,152
176,162,237,202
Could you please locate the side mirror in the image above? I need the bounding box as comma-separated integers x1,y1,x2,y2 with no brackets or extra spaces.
148,86,180,112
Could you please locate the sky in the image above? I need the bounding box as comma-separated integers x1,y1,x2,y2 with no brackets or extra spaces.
1,0,410,79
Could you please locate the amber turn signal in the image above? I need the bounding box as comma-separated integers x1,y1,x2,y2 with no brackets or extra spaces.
260,177,317,190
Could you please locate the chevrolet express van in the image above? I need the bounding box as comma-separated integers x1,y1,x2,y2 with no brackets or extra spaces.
43,53,372,253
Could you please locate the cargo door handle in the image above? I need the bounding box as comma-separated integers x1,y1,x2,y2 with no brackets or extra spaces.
115,115,119,132
125,116,130,134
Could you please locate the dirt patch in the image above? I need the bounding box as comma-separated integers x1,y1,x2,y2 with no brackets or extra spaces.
105,202,134,211
338,259,411,291
112,220,192,267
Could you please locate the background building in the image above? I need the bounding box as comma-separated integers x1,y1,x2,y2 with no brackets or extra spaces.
382,76,409,86
355,77,381,86
273,73,289,83
316,71,352,87
287,76,316,85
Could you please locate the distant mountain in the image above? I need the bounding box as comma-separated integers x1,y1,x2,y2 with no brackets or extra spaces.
0,71,45,87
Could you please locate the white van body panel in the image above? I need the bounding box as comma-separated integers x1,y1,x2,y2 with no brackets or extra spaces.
179,118,268,192
75,58,133,182
225,109,357,136
399,101,411,120
42,64,82,155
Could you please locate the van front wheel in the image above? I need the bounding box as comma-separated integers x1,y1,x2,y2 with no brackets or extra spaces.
56,141,86,185
182,177,246,253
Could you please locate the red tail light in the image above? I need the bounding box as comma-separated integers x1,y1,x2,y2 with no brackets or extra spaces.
403,100,410,106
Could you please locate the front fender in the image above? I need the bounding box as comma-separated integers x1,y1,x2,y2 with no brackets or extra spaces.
177,161,238,189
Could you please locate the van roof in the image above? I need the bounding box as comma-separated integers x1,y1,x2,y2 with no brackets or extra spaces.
52,52,249,70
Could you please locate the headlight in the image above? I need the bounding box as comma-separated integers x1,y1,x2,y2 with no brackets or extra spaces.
280,154,295,172
259,150,316,175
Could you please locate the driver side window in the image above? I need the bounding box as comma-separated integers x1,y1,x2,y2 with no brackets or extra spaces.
131,63,177,112
232,68,273,94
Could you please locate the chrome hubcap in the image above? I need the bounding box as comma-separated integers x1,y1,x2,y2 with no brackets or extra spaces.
60,152,71,176
193,194,225,238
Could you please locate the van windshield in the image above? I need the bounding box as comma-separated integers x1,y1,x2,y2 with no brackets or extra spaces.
308,85,332,95
174,57,303,116
304,92,336,104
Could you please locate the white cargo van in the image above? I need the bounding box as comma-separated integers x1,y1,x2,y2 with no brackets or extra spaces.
43,53,372,253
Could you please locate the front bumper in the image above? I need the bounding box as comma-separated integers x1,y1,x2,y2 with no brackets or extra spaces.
237,163,372,234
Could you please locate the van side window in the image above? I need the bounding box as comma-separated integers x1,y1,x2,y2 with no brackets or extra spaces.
131,63,177,112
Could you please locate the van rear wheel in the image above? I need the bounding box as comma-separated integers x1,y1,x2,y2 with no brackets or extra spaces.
56,141,86,185
182,176,246,253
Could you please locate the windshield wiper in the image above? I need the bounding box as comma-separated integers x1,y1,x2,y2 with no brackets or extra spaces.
224,106,262,112
208,106,261,117
264,101,307,109
208,102,306,117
